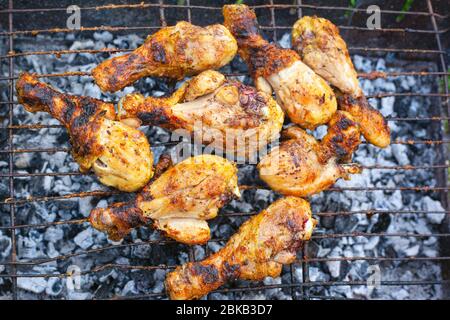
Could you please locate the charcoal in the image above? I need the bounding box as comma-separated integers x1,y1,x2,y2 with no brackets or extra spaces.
45,278,63,296
0,25,445,300
73,229,94,250
44,227,64,243
17,277,47,294
0,233,12,259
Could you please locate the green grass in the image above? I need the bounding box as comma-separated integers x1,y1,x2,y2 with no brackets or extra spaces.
438,67,450,94
344,0,415,22
441,69,449,184
439,69,449,135
396,0,415,22
344,0,357,18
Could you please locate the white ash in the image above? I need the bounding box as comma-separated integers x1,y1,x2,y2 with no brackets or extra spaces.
44,227,64,243
17,277,47,294
326,247,343,279
121,280,138,296
422,197,446,225
0,30,447,300
78,196,94,217
67,291,92,300
0,232,12,259
74,229,94,250
301,53,446,300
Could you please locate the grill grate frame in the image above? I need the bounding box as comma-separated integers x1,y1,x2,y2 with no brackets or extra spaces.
0,0,449,300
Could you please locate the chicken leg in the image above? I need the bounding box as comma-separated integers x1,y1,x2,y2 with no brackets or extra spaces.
118,70,284,160
223,4,337,130
92,22,238,92
165,196,317,300
89,155,240,245
258,111,361,197
292,16,390,147
16,73,153,192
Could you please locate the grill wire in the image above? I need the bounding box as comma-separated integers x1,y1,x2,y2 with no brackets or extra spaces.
0,0,449,300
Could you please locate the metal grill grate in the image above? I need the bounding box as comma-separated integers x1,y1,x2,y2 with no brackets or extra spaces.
0,0,449,300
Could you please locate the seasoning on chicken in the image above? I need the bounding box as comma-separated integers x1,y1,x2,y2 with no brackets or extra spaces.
165,196,317,300
16,73,153,192
223,4,336,130
258,111,361,197
118,70,284,160
336,92,390,148
292,16,390,148
89,155,240,244
92,22,238,92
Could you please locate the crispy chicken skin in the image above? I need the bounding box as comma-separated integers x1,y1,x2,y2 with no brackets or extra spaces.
258,111,361,197
223,4,337,130
165,196,317,300
292,16,390,147
292,16,362,98
16,73,153,192
118,70,284,159
89,155,240,244
92,22,238,92
336,92,390,148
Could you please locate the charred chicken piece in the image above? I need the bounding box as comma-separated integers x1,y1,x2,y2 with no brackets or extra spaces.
165,196,317,300
258,111,361,197
223,4,336,130
118,70,284,159
292,16,390,148
336,93,390,148
89,155,240,244
92,22,238,92
16,73,153,192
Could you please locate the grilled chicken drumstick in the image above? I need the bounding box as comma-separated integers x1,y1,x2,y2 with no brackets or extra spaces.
92,22,238,92
16,73,153,192
90,155,240,245
223,4,337,130
292,16,390,147
118,70,284,159
165,196,317,300
258,111,361,197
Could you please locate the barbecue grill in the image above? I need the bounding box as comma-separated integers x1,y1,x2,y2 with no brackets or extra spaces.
0,0,449,300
